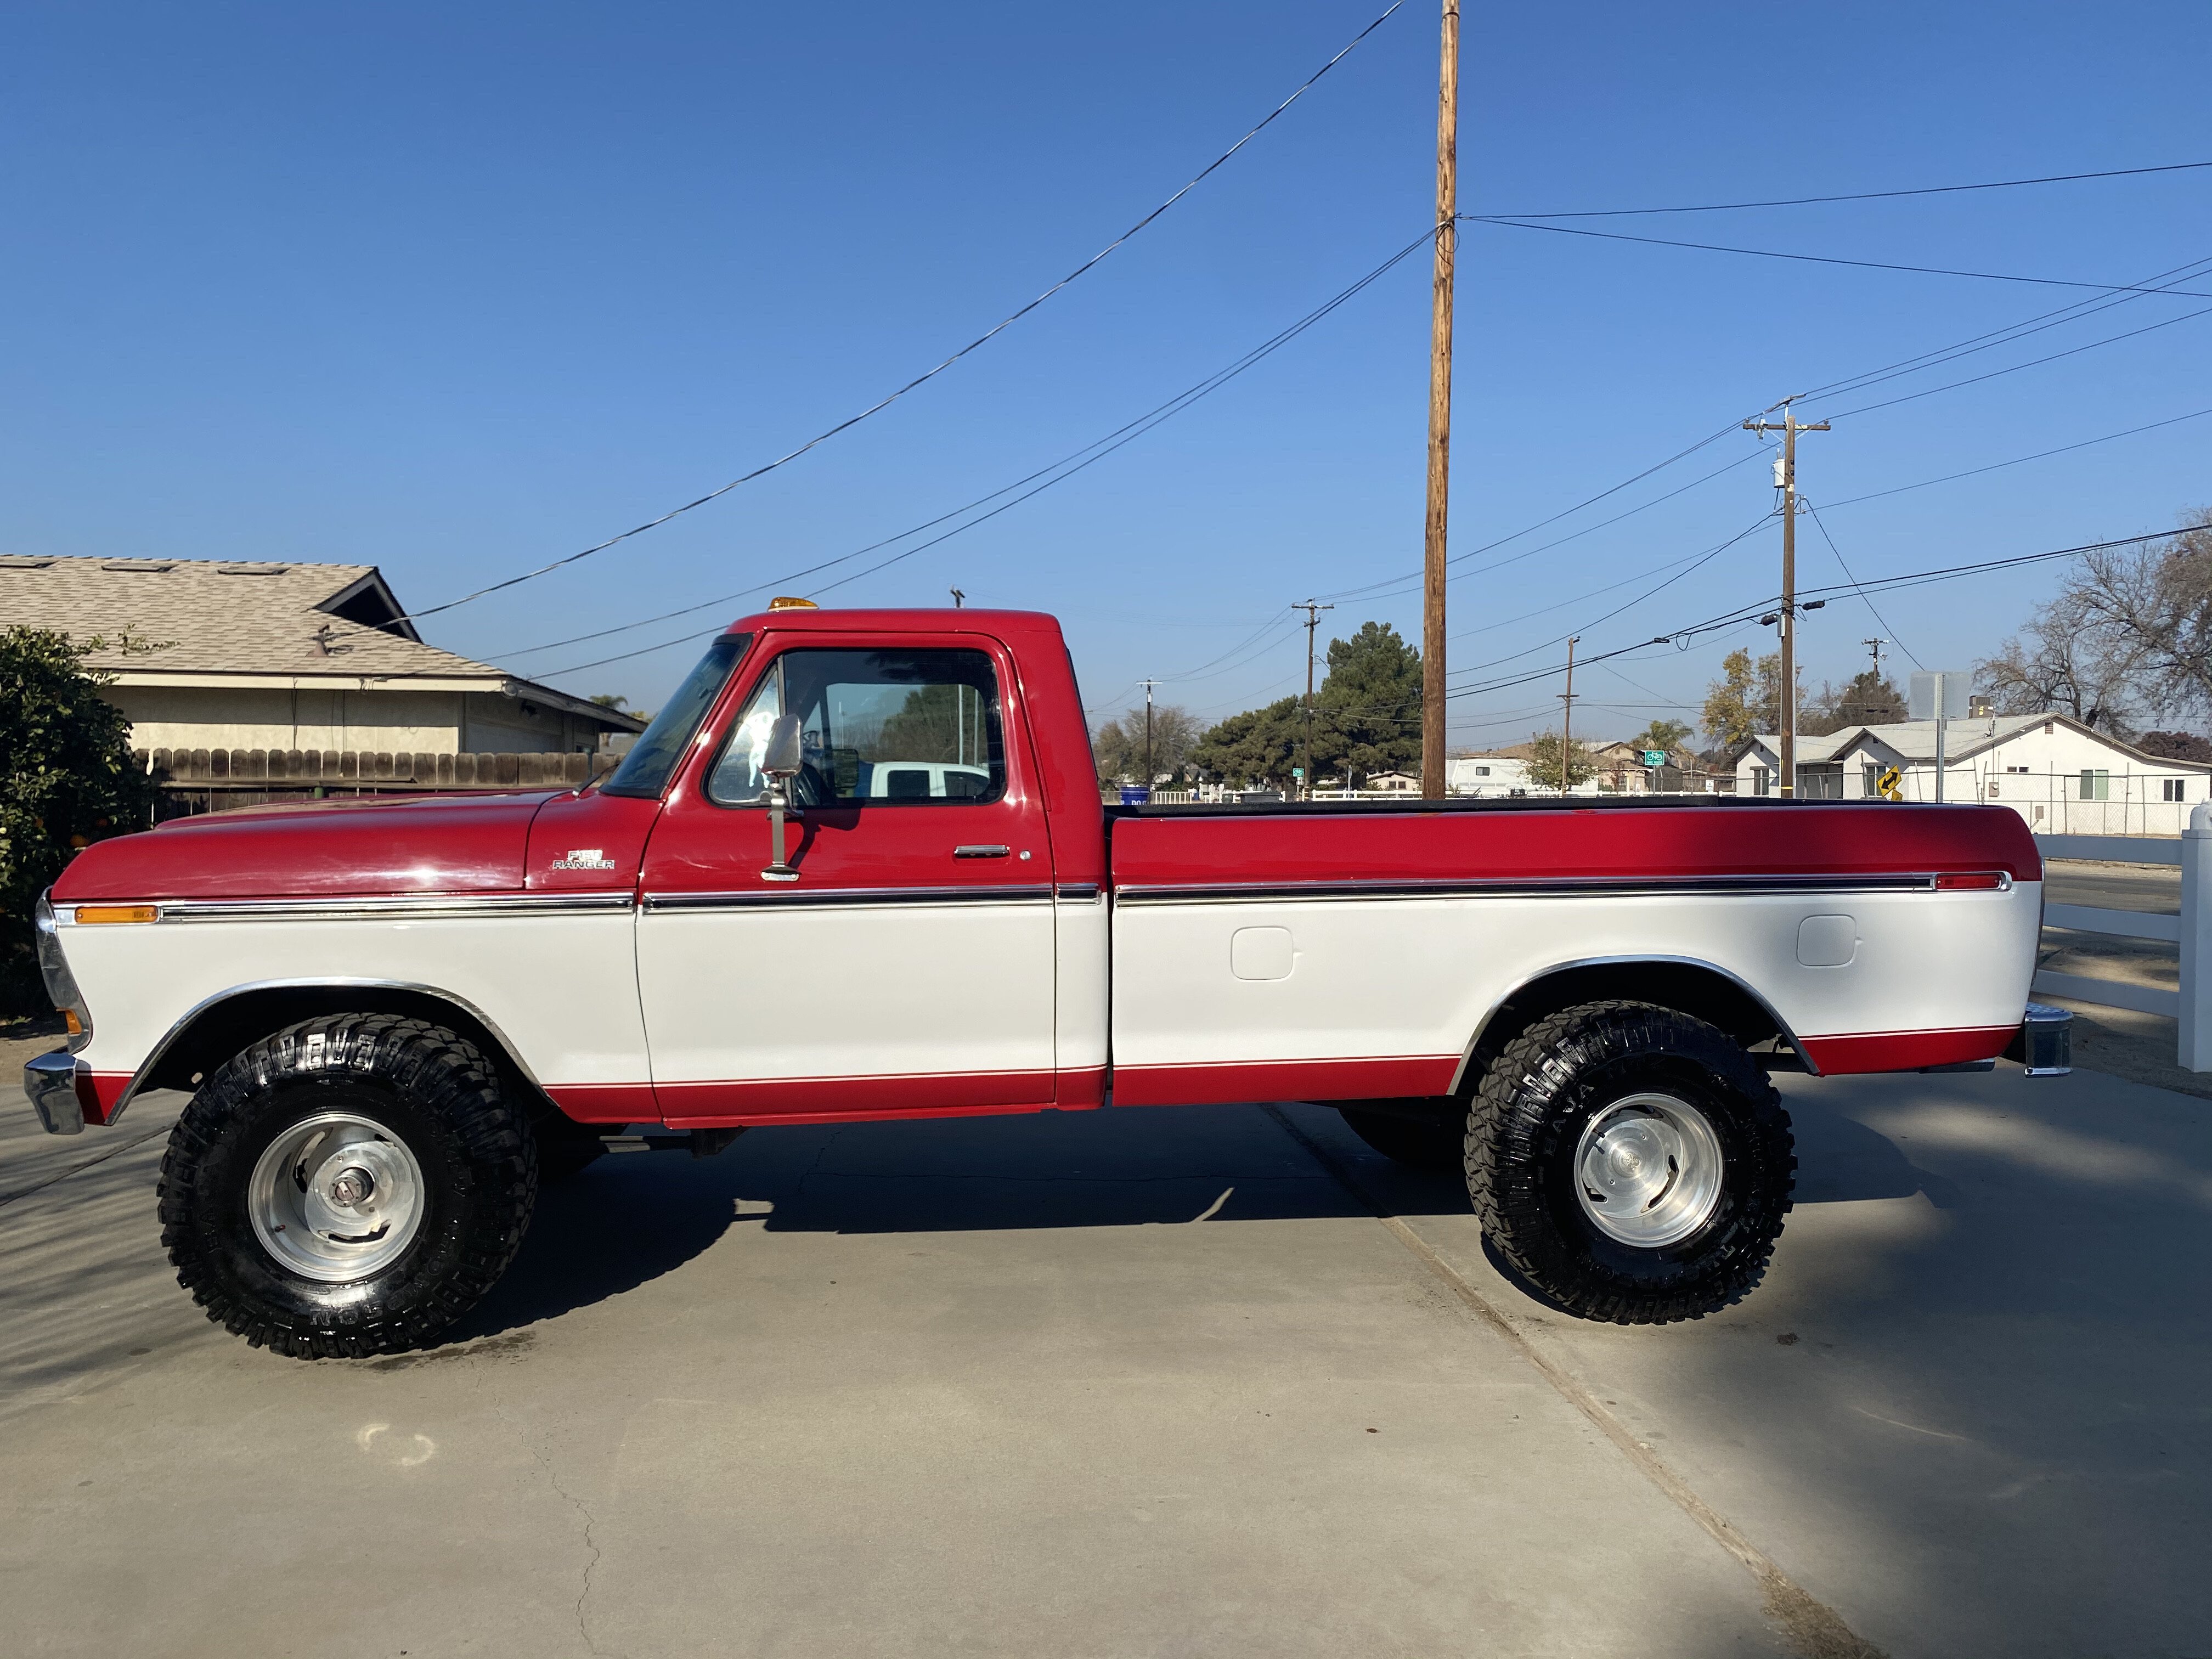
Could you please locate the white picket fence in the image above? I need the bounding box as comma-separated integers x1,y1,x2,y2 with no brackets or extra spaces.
2033,808,2212,1069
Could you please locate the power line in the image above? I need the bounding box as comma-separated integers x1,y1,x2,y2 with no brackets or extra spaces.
1443,526,2190,706
1312,254,2212,616
394,1,1406,628
1801,499,1921,673
1797,254,2212,404
523,225,1441,679
1819,405,2212,508
1478,159,2212,219
1820,302,2212,420
1462,215,2212,299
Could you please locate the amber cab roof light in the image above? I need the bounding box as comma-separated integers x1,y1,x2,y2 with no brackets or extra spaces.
767,596,818,610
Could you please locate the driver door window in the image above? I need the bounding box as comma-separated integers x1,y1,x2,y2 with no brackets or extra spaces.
707,648,1004,807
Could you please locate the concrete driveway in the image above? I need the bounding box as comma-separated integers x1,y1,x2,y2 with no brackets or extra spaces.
2,1060,2205,1659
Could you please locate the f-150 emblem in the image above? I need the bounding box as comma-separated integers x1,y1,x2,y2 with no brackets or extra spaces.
551,849,618,871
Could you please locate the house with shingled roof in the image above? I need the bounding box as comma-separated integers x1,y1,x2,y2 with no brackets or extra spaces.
0,554,644,758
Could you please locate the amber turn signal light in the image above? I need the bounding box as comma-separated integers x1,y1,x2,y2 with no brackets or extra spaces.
1933,872,2008,891
74,905,160,924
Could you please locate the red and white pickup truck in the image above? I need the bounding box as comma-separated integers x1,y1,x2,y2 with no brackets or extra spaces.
25,603,2068,1357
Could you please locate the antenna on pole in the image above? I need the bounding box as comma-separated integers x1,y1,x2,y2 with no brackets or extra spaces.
949,586,966,608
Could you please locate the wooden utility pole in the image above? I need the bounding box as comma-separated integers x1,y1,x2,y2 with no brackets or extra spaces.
1420,0,1459,801
1558,635,1578,794
1742,401,1828,797
1297,600,1335,801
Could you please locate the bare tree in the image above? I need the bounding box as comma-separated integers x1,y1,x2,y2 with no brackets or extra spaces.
1978,577,2145,735
2070,510,2212,723
1093,704,1199,785
1977,510,2212,735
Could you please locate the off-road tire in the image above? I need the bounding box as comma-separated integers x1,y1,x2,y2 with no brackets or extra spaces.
1467,1000,1793,1324
1338,1104,1465,1171
157,1014,537,1358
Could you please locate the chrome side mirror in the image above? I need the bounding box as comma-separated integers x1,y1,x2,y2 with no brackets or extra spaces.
760,714,804,882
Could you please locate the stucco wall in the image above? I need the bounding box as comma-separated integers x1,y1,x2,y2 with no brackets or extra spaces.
103,684,468,753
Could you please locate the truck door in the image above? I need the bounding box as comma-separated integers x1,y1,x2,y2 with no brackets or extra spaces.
635,633,1060,1121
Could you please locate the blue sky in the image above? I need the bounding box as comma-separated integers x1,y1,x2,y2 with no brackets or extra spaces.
7,1,2209,747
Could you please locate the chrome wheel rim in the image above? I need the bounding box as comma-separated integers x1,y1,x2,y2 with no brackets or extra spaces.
247,1111,426,1282
1572,1093,1725,1248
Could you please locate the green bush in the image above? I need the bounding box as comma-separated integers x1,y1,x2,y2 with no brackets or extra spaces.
2,627,157,1014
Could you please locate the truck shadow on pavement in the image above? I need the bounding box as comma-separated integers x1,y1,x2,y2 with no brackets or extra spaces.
453,1095,1954,1345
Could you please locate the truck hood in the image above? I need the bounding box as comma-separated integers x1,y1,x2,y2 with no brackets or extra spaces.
50,791,568,901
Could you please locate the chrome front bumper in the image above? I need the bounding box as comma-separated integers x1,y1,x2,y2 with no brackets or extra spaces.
22,1051,86,1135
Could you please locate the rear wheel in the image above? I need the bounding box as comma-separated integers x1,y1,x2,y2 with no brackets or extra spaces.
1336,1103,1465,1171
1467,1000,1793,1324
157,1014,537,1358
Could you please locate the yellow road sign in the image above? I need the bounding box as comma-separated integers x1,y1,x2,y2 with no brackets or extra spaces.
1876,766,1904,802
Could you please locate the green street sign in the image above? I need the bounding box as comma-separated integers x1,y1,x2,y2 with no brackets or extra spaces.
1641,750,1667,767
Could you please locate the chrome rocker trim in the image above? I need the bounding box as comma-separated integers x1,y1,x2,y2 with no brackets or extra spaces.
1111,873,1954,906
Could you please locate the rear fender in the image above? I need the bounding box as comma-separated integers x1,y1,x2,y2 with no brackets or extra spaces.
1451,955,1813,1093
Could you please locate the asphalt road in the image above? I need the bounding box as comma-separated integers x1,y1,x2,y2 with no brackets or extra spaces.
2042,857,2180,914
3,1068,2205,1659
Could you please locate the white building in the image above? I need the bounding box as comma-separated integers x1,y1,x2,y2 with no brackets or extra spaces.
0,554,644,756
1449,754,1536,795
1732,714,2212,834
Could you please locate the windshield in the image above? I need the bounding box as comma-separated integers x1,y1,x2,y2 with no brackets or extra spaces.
599,633,751,798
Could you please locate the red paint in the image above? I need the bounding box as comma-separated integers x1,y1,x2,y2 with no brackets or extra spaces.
658,1069,1061,1124
1057,1065,1109,1109
644,626,1057,899
1110,1054,1462,1107
705,608,1105,889
54,791,558,901
81,1071,128,1124
544,1083,658,1122
527,792,663,891
1109,803,2042,892
1797,1025,2020,1074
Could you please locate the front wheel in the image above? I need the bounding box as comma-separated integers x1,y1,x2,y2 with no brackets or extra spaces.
157,1014,537,1358
1466,1000,1793,1325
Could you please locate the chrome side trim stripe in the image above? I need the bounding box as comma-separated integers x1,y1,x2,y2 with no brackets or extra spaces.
1111,873,1943,906
122,893,637,924
643,884,1054,912
1054,883,1103,901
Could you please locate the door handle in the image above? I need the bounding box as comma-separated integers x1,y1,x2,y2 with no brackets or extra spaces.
953,844,1011,859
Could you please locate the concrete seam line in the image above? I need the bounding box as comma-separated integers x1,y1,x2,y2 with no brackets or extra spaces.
1257,1102,1885,1659
0,1124,174,1210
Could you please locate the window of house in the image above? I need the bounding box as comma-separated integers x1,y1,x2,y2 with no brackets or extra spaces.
1752,765,1771,797
1863,764,1881,795
2006,765,2030,774
707,647,1005,806
2079,769,2111,801
2164,778,2188,803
